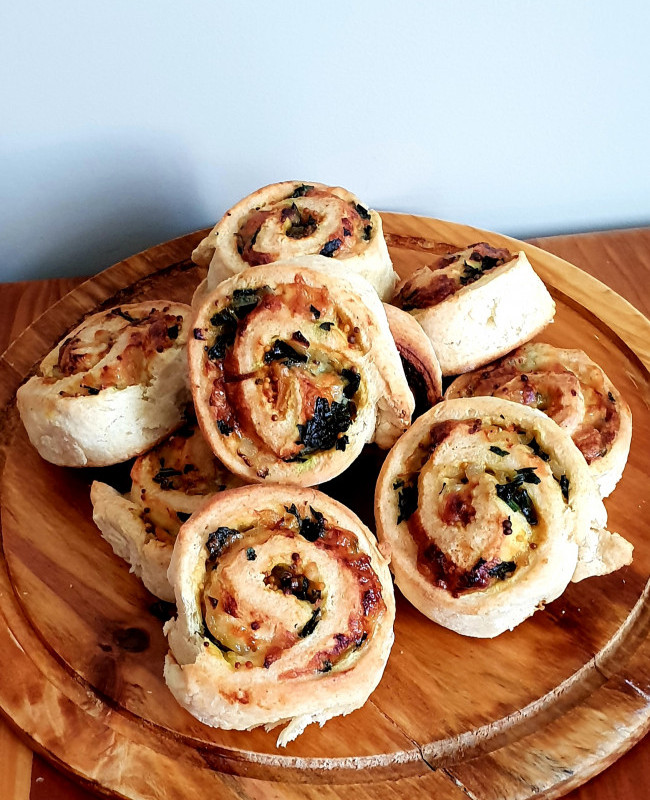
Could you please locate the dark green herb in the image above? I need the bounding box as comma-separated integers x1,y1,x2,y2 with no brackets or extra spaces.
495,477,538,525
291,330,310,346
80,384,100,395
296,397,352,454
515,466,541,485
290,184,314,198
177,511,191,523
526,436,551,462
206,526,241,562
560,474,570,500
335,435,349,451
319,658,333,673
488,561,516,581
362,224,372,240
284,503,326,542
397,482,418,524
299,608,321,638
319,321,334,331
341,367,360,399
217,420,233,436
246,547,256,561
320,238,342,257
264,339,308,366
608,391,615,403
230,286,271,319
310,304,321,319
489,446,509,457
355,203,371,220
153,467,182,490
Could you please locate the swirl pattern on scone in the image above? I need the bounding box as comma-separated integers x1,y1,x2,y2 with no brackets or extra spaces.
192,180,397,301
16,302,192,467
91,424,245,601
189,262,414,486
375,397,632,638
383,302,442,419
445,343,632,497
392,243,556,375
164,485,395,746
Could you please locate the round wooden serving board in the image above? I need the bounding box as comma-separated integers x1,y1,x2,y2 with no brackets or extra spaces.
0,213,649,800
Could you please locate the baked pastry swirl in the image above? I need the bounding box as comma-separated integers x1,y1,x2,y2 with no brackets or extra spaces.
164,485,395,746
189,262,414,485
192,181,397,301
90,424,244,601
445,343,632,497
17,302,192,467
375,397,632,637
392,243,556,375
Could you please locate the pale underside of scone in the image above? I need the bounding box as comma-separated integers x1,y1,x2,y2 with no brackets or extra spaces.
188,261,414,486
90,481,175,602
192,180,398,301
375,397,632,638
164,484,395,746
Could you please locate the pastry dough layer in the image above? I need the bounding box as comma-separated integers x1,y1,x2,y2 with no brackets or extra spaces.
375,397,632,638
164,485,395,746
17,302,192,466
393,245,556,375
192,181,397,301
188,262,414,486
446,343,632,497
91,424,244,600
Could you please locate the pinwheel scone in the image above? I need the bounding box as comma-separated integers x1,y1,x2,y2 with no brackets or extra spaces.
17,302,192,467
192,180,397,301
392,243,555,375
445,343,632,497
164,485,395,746
189,262,414,485
375,397,633,638
91,424,245,601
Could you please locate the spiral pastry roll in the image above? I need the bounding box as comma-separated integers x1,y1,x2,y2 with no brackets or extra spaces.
383,302,442,418
164,485,395,746
17,302,192,467
445,343,632,497
192,181,397,301
189,262,414,485
91,424,244,601
375,397,632,638
392,243,556,375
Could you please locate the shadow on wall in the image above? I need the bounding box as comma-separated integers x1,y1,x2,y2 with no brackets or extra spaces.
0,136,203,282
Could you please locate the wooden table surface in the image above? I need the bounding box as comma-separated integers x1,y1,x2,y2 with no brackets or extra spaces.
1,225,649,800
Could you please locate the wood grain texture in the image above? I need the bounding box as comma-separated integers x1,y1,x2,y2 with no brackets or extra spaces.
0,217,649,800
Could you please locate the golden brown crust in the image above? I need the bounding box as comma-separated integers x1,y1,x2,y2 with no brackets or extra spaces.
374,397,632,638
164,485,395,746
188,261,414,486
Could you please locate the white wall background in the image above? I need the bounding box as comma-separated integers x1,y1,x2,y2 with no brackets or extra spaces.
2,1,649,282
